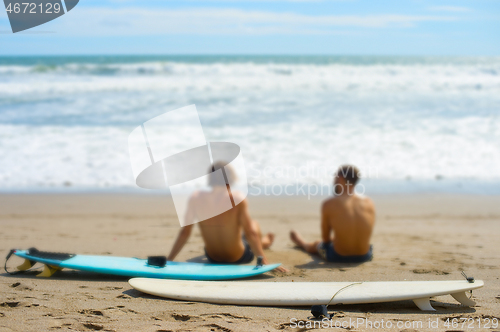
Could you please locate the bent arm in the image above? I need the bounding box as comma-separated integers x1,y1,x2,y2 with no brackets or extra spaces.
167,224,193,261
239,200,288,272
239,200,266,260
321,202,332,243
167,195,196,261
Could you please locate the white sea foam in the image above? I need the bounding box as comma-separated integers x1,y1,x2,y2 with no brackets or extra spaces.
0,58,499,192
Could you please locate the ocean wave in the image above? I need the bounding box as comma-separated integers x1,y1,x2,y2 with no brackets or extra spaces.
0,62,499,99
0,57,499,190
0,58,499,77
0,115,498,190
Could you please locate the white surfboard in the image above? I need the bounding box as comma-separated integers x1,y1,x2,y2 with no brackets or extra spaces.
128,278,483,311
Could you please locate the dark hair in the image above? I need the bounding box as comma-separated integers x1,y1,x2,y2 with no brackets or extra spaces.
336,165,360,186
208,161,237,187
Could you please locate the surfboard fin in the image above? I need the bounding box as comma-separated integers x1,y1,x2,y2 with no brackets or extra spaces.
37,265,62,278
17,259,34,271
413,297,435,311
451,292,476,307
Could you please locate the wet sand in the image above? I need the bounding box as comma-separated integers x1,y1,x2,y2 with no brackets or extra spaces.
1,193,499,331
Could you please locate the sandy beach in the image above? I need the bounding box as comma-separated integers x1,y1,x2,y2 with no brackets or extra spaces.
1,193,499,331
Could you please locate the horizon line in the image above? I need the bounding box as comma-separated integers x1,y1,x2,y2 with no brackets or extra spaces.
1,54,499,57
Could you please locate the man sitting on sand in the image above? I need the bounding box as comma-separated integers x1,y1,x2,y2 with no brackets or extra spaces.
167,162,286,272
290,165,375,263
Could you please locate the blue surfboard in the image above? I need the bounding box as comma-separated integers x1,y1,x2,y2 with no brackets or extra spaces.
10,248,280,280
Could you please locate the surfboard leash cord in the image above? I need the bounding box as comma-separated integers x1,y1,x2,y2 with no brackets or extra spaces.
326,282,363,307
4,249,40,275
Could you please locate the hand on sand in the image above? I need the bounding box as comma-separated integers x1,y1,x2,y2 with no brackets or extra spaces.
262,256,289,273
275,265,289,273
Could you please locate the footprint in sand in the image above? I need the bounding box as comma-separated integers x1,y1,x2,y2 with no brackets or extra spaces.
172,313,194,321
115,294,130,299
10,282,33,291
200,313,250,321
0,302,21,308
412,269,431,274
79,309,104,317
203,323,233,332
99,286,123,291
82,322,105,331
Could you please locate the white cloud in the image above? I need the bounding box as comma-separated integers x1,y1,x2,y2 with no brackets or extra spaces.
46,7,458,36
428,6,470,13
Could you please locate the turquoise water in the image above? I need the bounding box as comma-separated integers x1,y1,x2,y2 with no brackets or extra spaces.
1,55,499,66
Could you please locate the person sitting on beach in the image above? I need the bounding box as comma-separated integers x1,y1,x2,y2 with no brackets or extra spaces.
167,162,286,272
290,165,375,263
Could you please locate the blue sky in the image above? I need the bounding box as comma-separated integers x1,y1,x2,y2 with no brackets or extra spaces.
0,0,499,55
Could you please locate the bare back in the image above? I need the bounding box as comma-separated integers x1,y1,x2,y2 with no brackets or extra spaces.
322,194,375,256
192,190,245,262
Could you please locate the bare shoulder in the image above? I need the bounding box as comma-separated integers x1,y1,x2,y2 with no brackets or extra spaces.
236,197,248,209
322,196,338,211
233,193,249,213
357,195,375,212
191,190,203,198
189,190,204,204
231,191,247,205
